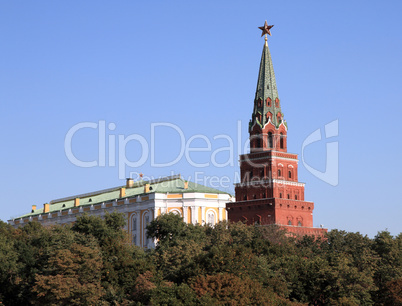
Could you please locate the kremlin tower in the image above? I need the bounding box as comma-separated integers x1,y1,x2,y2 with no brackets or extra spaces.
227,21,327,236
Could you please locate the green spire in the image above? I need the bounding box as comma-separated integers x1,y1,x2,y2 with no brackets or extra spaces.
250,39,284,131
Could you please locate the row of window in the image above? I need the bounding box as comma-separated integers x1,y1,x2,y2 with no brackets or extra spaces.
253,132,285,149
130,212,151,247
279,192,298,200
256,97,280,108
277,169,292,178
169,209,217,226
280,204,311,210
245,168,293,181
288,220,303,226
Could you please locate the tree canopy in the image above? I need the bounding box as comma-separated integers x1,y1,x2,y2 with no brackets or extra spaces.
0,212,400,305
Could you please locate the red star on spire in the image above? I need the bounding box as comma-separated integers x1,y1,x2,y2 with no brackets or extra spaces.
259,20,274,37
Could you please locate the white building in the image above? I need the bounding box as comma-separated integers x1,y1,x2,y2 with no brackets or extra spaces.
8,174,234,248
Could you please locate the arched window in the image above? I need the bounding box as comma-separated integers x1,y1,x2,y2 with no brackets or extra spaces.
288,220,292,225
288,171,292,179
143,212,151,248
278,169,281,177
298,221,302,226
266,112,272,121
295,195,298,200
131,214,138,245
243,195,247,200
262,193,266,198
279,193,282,198
170,209,182,216
268,132,273,148
253,194,257,199
250,171,253,179
280,133,284,149
287,194,290,199
207,210,216,225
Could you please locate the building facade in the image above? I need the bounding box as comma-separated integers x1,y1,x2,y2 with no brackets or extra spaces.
8,175,233,248
227,28,327,236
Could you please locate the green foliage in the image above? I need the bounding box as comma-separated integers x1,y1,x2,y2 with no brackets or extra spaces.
32,239,104,305
0,213,401,305
190,273,289,305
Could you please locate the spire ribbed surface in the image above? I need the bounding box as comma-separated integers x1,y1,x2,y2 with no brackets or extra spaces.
250,41,284,131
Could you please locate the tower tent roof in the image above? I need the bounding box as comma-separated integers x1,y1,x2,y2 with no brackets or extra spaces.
250,37,285,130
256,41,279,104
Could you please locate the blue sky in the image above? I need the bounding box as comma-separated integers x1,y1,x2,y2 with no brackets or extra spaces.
1,1,401,237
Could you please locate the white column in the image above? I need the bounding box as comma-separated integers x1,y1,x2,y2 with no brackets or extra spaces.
183,204,188,223
191,207,196,224
218,207,223,221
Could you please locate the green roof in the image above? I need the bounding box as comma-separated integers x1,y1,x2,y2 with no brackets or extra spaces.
13,176,231,220
250,40,285,130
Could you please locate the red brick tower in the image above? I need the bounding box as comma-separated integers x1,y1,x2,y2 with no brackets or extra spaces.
227,22,327,236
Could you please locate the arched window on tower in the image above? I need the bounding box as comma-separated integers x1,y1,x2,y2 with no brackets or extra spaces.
256,133,261,148
298,221,302,227
268,132,273,148
278,169,281,177
288,220,292,226
280,133,284,149
288,171,292,179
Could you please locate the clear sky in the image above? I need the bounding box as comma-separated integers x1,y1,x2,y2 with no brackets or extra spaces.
1,1,401,237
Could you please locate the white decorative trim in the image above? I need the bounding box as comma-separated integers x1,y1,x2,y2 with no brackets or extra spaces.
273,179,305,187
262,120,276,130
241,155,299,163
235,179,305,187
